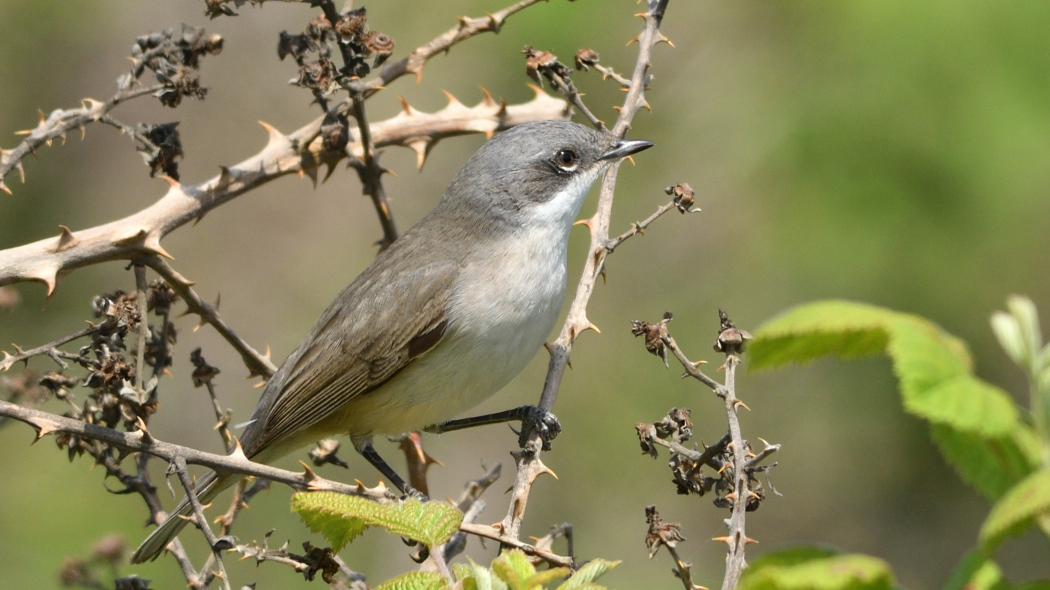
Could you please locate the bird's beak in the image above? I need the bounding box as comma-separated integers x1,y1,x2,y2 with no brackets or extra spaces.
599,138,654,161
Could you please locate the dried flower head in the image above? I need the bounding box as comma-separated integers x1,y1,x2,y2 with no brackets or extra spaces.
644,506,686,559
665,183,696,213
189,347,220,387
334,8,368,42
574,48,600,71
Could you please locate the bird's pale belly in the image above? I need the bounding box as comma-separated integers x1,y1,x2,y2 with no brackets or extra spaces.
334,236,567,438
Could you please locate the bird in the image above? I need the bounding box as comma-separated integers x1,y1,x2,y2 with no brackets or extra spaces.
131,119,653,563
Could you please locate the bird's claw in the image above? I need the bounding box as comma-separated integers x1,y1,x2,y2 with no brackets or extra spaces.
518,406,561,450
401,487,429,502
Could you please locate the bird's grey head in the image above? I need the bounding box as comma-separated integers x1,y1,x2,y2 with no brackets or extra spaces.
438,121,653,229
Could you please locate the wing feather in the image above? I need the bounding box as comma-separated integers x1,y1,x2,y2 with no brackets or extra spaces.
242,249,458,458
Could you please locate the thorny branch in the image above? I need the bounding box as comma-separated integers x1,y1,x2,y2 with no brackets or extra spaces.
146,256,276,380
0,399,395,502
606,183,698,253
632,310,780,589
501,0,675,542
0,90,566,296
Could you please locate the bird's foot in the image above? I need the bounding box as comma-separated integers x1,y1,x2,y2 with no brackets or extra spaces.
518,406,561,450
401,487,429,502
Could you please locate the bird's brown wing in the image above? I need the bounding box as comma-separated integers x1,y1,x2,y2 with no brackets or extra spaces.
242,255,457,458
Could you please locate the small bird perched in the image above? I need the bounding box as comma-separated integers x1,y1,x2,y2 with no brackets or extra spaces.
131,120,652,563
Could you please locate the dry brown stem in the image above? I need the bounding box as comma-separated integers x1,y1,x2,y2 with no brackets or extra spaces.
501,0,672,541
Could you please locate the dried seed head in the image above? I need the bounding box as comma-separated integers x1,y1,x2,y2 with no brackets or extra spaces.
293,57,338,93
644,506,686,559
334,8,368,42
307,15,333,40
309,439,350,468
92,534,126,565
664,183,695,213
145,278,178,315
277,31,314,62
361,32,395,56
630,314,672,367
189,347,220,387
574,48,600,71
321,120,349,152
714,308,751,354
59,558,92,586
138,122,183,180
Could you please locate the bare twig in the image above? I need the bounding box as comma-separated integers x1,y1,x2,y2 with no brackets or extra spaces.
172,456,232,590
356,0,552,95
133,265,149,392
458,523,573,569
349,94,399,249
147,256,276,380
0,92,567,295
0,399,394,501
605,198,678,253
501,0,673,543
0,86,163,194
0,324,100,372
593,64,632,88
717,354,749,589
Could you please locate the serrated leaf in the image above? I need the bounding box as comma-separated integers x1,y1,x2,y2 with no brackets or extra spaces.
751,300,1033,499
930,425,1040,500
556,559,619,589
980,468,1050,551
739,554,895,590
374,571,448,590
292,497,367,552
529,568,571,588
291,493,463,551
941,550,1007,590
904,375,1017,437
492,550,538,590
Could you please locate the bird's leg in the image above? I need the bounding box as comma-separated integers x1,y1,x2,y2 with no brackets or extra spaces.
354,437,428,500
423,405,562,450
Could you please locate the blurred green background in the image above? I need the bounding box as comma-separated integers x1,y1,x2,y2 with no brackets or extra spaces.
2,1,1049,588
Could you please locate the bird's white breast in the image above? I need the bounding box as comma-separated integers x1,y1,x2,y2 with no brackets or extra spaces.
341,176,597,437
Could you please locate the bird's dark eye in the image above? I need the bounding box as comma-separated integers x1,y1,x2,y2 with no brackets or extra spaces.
554,149,579,170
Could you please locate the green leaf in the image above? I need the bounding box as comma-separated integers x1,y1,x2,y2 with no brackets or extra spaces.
991,311,1027,367
930,425,1041,500
456,558,508,590
980,467,1050,551
556,559,619,589
1006,295,1042,366
291,493,463,551
904,375,1016,437
739,553,895,590
1016,582,1050,590
292,497,367,552
746,546,841,570
374,571,448,590
941,550,1007,590
492,550,538,590
751,300,1034,499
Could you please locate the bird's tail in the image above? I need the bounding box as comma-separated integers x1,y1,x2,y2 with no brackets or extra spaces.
130,471,230,563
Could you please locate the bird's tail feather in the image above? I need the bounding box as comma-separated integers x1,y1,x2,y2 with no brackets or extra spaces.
130,471,229,563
